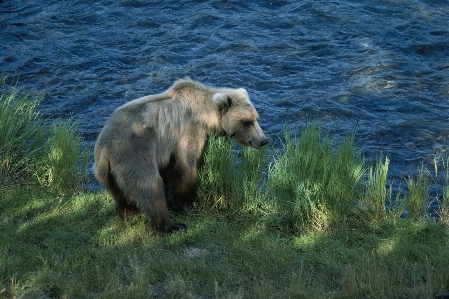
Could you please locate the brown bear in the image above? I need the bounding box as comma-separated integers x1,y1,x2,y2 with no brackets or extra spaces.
94,79,269,233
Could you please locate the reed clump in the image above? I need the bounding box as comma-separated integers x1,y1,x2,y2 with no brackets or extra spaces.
198,124,449,232
0,80,89,191
0,79,46,185
265,125,365,232
197,135,268,214
360,155,390,221
37,121,90,192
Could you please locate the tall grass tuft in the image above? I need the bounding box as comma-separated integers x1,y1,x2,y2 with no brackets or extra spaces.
0,81,46,186
432,156,449,224
440,157,449,224
361,155,390,220
406,164,430,219
0,80,89,191
266,126,330,231
326,133,364,217
234,145,268,213
196,136,268,214
266,125,364,232
196,136,237,212
37,120,90,192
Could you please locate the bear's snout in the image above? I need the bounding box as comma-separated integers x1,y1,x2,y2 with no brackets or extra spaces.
249,135,269,149
260,138,270,147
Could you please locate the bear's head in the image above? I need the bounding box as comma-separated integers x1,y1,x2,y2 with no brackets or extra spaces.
213,89,269,149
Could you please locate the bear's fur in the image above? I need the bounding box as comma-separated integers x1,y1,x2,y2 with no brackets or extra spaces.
94,79,268,233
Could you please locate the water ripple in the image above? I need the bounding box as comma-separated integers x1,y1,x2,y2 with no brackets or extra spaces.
1,0,449,185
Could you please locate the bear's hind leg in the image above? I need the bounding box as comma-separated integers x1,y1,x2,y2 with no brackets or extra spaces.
105,173,142,219
135,175,187,234
94,150,141,219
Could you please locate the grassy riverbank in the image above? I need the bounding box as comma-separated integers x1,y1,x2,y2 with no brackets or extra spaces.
1,85,449,298
2,188,449,299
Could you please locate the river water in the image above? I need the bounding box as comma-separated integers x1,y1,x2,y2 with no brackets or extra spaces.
1,0,449,201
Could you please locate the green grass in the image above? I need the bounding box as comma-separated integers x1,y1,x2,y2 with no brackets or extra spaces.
437,156,449,224
1,188,448,299
265,126,365,232
360,155,390,221
197,135,268,214
0,80,90,192
37,121,90,193
1,84,449,298
0,79,46,186
407,164,430,220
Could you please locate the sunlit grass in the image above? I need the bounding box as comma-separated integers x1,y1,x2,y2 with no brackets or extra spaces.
197,135,237,212
2,187,448,299
197,124,449,233
198,125,361,232
434,156,449,224
196,135,269,215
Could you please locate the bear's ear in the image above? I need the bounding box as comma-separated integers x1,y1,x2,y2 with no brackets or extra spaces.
236,88,248,97
212,92,232,111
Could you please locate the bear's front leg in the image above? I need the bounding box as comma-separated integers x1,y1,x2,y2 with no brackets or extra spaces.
173,167,197,211
167,138,204,211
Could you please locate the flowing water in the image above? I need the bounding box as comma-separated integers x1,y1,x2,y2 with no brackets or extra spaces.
1,0,449,204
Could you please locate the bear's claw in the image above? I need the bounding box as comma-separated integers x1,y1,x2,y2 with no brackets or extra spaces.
166,222,187,233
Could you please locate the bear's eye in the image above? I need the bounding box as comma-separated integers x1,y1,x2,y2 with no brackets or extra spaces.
242,120,253,127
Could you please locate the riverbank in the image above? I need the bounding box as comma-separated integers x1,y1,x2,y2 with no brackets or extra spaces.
1,85,449,298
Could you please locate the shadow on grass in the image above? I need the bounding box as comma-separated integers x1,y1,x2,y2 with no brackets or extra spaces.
1,188,449,299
